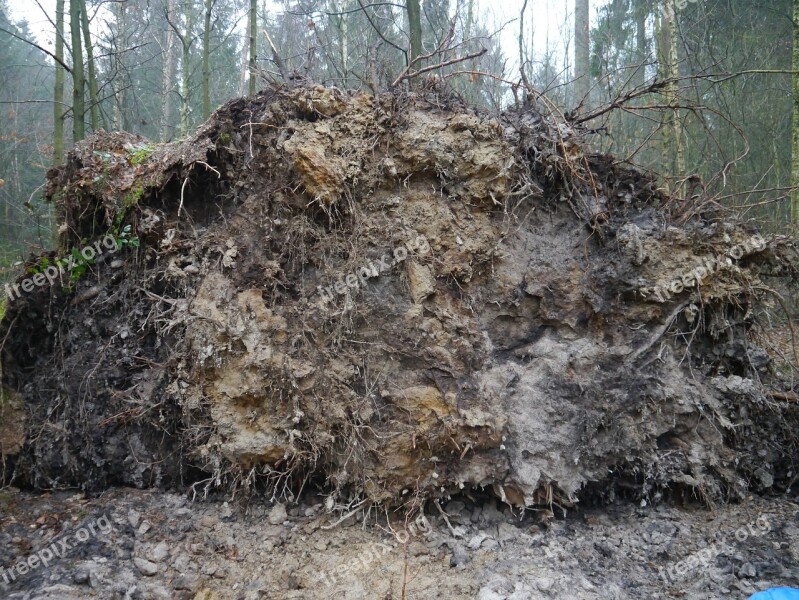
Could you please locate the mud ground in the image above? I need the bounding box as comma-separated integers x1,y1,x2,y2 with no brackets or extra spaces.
0,488,797,599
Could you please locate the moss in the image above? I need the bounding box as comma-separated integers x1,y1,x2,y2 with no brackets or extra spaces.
123,185,145,208
128,144,155,165
0,385,8,409
116,184,145,226
219,131,232,145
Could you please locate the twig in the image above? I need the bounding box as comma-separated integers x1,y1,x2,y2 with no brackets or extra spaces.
70,285,102,306
624,302,690,366
178,176,189,218
196,161,221,178
0,27,73,73
770,391,798,403
263,28,288,81
321,498,368,529
356,0,407,57
434,499,459,537
391,48,487,88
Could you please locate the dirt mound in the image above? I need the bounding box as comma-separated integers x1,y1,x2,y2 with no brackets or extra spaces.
1,85,798,510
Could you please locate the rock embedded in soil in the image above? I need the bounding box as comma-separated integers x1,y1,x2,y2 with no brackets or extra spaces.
134,557,159,577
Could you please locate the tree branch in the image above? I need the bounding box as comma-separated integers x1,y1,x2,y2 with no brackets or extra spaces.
262,28,288,81
391,48,487,87
356,0,407,57
0,27,73,73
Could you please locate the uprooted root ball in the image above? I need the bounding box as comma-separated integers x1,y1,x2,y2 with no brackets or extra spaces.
2,85,798,510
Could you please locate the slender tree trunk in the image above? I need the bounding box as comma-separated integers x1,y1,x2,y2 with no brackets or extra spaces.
179,0,195,136
239,2,251,95
180,32,192,135
792,0,799,225
406,0,422,90
53,0,65,163
112,1,126,130
340,14,349,86
70,0,85,143
574,0,590,107
464,0,474,41
161,0,177,141
668,1,684,176
407,0,422,66
659,1,685,178
79,0,100,130
636,3,648,89
202,0,212,118
248,0,257,95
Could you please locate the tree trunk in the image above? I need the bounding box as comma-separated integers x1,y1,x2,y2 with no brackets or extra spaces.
239,1,250,95
202,0,212,118
70,0,85,143
659,1,685,179
464,0,474,41
635,2,648,89
161,0,177,141
112,1,126,130
574,0,590,107
180,34,191,135
79,0,100,131
792,0,799,225
53,0,65,163
407,0,422,67
248,0,257,96
340,13,349,87
668,1,684,177
176,0,195,136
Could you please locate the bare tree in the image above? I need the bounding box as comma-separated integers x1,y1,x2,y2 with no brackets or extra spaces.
79,0,100,130
793,0,799,225
248,0,257,95
165,0,197,136
407,0,422,67
161,0,177,140
202,0,214,118
70,0,85,142
574,0,590,106
53,0,65,162
658,0,684,179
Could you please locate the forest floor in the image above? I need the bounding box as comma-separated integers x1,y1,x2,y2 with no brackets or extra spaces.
0,487,798,599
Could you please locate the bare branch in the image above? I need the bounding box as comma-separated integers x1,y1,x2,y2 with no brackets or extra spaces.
356,0,407,58
33,0,71,55
289,2,405,17
0,27,73,73
263,28,288,81
391,48,487,88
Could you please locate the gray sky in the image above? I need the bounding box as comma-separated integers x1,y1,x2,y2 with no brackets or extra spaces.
7,0,587,81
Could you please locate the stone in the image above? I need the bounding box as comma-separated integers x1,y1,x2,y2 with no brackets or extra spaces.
450,544,470,568
173,574,200,591
535,577,555,592
200,515,218,528
268,503,288,526
468,533,489,550
73,567,90,585
134,557,159,577
149,541,170,563
477,587,504,600
738,562,757,578
137,521,152,537
127,509,141,529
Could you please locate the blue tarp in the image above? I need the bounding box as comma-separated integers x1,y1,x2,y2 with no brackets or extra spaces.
750,589,799,600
